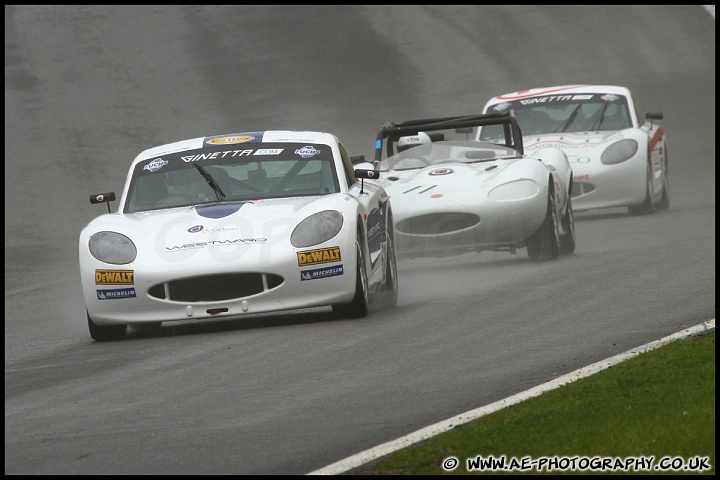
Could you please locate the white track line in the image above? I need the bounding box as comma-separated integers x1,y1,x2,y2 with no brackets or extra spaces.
308,318,715,475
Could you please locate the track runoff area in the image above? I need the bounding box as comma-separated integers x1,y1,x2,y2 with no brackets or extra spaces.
309,318,715,475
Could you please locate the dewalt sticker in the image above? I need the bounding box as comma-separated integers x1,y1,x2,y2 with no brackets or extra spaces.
297,246,341,266
96,270,134,285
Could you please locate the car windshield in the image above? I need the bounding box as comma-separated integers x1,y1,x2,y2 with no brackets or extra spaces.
379,140,519,172
124,142,340,213
480,93,632,139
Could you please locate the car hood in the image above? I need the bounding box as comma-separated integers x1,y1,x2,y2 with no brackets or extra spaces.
522,130,628,154
377,159,545,206
81,196,351,264
381,162,506,189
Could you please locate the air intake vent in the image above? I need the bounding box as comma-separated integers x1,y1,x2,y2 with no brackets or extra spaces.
396,212,480,235
148,273,284,302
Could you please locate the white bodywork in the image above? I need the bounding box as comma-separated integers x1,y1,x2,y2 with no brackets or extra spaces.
79,131,396,339
371,140,573,259
481,85,669,214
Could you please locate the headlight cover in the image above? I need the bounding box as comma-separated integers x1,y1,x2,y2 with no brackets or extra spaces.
601,139,638,165
291,210,344,248
88,231,137,264
488,179,539,201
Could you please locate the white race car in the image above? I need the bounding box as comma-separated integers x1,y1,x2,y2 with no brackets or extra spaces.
363,113,575,261
481,85,669,215
79,131,398,341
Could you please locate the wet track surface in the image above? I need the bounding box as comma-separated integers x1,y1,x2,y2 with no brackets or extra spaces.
5,5,715,474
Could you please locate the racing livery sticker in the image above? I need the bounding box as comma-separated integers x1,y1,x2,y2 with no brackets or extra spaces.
187,224,239,234
204,133,261,145
297,246,341,266
524,131,625,151
254,148,283,155
495,85,590,101
95,270,134,285
96,288,136,300
144,158,168,172
492,102,512,112
295,146,320,158
300,265,344,281
182,149,254,162
166,237,267,251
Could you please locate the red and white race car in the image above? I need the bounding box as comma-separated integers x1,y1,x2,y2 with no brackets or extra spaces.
481,85,669,215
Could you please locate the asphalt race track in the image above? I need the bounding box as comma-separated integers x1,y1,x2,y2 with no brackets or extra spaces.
5,5,715,475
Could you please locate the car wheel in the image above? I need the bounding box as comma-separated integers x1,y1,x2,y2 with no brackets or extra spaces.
559,196,576,255
526,190,560,262
87,311,127,341
332,233,370,319
658,151,670,211
628,161,655,215
375,214,399,310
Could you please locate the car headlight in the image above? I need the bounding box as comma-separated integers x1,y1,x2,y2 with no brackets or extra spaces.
88,231,137,264
487,179,539,201
291,210,344,248
601,139,638,165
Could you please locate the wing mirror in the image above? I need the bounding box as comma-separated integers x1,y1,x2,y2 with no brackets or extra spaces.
90,192,116,213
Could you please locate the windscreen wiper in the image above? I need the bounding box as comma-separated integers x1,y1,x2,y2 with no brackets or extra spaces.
193,163,226,200
589,102,610,131
555,104,582,133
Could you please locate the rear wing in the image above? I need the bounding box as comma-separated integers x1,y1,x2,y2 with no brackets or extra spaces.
373,112,524,167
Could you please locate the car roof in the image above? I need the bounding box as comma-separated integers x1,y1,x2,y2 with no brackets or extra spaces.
134,130,339,162
486,85,632,105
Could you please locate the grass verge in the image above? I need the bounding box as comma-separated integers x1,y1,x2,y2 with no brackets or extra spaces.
354,331,715,475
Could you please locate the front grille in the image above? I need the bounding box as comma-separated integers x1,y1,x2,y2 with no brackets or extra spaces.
396,212,480,235
148,273,284,302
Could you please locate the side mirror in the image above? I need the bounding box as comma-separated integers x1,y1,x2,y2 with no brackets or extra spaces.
90,192,116,213
354,169,381,195
645,112,663,128
354,169,380,180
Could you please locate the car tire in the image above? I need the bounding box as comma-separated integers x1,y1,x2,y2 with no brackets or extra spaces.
559,196,576,255
332,232,370,319
658,150,670,211
87,311,127,341
527,190,560,262
629,161,655,215
375,214,399,310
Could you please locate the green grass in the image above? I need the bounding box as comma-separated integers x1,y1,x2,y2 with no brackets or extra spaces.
354,332,715,475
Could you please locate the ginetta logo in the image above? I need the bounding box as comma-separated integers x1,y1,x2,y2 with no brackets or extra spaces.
297,246,341,266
